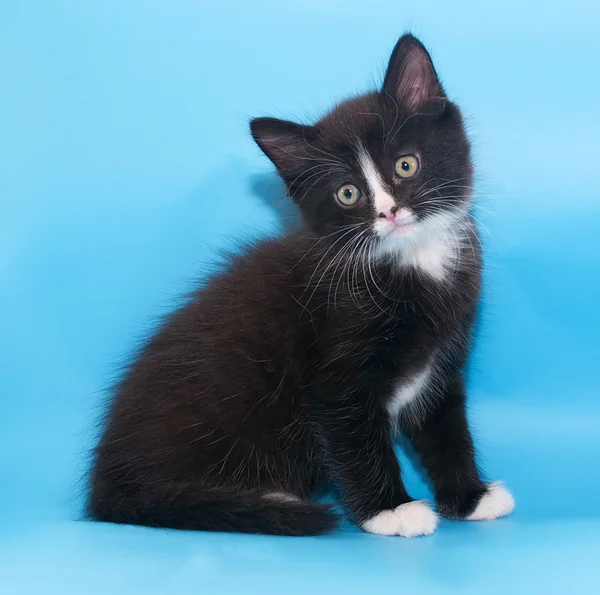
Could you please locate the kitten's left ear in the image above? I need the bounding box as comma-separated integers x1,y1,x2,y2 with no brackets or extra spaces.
250,117,316,179
382,34,446,112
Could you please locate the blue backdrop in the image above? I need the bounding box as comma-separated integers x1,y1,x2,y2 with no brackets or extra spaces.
1,1,599,593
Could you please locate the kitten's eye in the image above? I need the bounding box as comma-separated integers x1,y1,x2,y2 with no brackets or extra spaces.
394,155,420,178
335,184,362,207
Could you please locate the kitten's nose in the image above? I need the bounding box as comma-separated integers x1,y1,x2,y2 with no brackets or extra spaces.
378,205,399,221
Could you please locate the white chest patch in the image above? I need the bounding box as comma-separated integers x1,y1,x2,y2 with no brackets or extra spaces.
386,362,433,421
398,235,456,281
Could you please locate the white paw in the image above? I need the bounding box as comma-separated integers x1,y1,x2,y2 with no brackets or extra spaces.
362,500,439,537
467,482,515,521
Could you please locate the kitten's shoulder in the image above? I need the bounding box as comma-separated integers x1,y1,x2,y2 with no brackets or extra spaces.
221,229,312,273
189,229,313,302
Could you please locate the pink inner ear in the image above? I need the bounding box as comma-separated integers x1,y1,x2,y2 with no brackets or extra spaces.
396,48,438,111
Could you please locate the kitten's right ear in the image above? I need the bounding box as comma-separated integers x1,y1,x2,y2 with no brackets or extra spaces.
382,33,446,112
250,117,315,178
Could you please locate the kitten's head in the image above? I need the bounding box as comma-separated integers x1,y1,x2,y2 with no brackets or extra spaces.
251,34,472,258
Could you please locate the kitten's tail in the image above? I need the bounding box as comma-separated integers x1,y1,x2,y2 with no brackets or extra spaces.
88,483,339,536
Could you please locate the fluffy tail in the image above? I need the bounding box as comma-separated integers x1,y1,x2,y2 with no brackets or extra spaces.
88,483,339,536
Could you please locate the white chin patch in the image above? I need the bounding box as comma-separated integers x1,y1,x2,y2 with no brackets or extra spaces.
467,482,515,521
362,500,439,537
374,209,468,281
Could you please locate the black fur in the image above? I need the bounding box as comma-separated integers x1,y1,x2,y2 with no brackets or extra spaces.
88,34,492,536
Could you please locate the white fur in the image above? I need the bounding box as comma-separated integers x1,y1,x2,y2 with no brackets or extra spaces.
362,500,439,537
386,363,433,420
376,209,468,281
358,148,396,216
263,492,302,503
467,482,515,521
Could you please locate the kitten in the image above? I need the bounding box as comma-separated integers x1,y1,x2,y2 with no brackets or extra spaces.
88,34,515,536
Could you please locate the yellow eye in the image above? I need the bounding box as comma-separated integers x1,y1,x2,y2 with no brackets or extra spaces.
335,183,362,206
394,155,420,178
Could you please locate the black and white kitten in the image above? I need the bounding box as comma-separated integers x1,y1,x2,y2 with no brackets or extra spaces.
88,34,515,536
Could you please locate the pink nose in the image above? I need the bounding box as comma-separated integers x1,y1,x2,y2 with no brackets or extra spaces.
378,205,399,221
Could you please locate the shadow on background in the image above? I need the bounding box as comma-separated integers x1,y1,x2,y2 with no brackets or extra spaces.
248,171,301,234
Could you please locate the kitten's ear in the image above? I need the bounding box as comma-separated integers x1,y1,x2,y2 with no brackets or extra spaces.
382,34,446,112
250,117,315,177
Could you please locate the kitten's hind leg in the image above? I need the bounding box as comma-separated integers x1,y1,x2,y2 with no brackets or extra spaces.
401,379,515,521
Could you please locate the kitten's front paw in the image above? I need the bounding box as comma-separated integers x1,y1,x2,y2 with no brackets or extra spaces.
361,500,439,537
437,482,515,520
467,482,515,521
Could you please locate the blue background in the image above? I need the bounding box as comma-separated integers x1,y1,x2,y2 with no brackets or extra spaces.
1,1,599,593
